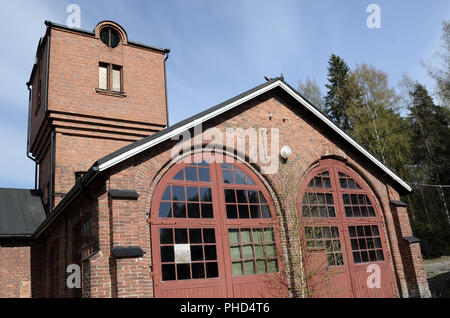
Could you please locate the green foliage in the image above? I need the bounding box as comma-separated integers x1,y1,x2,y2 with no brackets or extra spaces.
343,64,412,177
298,77,324,111
318,51,450,258
405,83,450,257
324,54,354,130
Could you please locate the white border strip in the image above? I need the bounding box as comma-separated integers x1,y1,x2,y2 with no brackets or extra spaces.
97,80,411,192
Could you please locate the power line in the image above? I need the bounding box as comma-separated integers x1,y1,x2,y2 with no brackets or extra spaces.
408,182,450,188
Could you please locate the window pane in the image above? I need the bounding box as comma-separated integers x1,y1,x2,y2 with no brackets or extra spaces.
230,246,241,260
232,261,244,276
173,170,184,180
241,229,251,243
161,246,174,262
234,170,245,184
172,186,185,201
204,246,217,260
223,170,233,184
187,203,200,218
159,202,172,218
226,205,238,219
198,168,211,182
190,245,203,261
224,189,236,203
112,67,121,92
186,187,199,201
177,264,191,280
254,244,265,258
244,260,256,275
252,229,263,242
229,229,240,244
203,229,215,243
267,259,278,273
173,202,186,218
110,29,120,47
189,229,202,243
238,205,250,218
160,229,173,244
236,190,248,203
256,260,267,273
261,205,271,218
100,29,109,46
201,203,214,218
162,186,171,201
250,205,260,218
175,229,188,244
265,244,276,257
99,65,108,90
242,245,254,259
192,263,205,279
248,190,259,203
264,228,274,241
185,167,198,181
200,188,212,202
162,264,176,281
206,262,219,278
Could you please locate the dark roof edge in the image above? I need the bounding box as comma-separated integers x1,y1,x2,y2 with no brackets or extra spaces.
390,200,408,207
33,164,100,238
44,21,169,53
0,234,33,239
108,189,139,199
33,79,281,238
95,76,411,195
95,77,283,167
403,236,421,244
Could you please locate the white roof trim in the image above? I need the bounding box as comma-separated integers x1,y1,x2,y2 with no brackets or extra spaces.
97,80,412,193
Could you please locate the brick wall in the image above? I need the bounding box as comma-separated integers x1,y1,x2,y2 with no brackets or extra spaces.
0,241,32,298
32,88,430,298
28,21,168,210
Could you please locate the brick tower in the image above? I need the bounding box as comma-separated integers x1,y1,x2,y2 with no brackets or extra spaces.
26,21,169,212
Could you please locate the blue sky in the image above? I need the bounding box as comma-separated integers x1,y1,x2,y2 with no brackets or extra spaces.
0,0,448,189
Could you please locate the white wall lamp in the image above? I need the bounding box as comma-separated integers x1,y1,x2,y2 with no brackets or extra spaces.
280,145,292,160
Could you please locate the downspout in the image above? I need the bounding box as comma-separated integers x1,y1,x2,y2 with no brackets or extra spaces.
43,22,54,215
26,83,38,190
163,49,170,128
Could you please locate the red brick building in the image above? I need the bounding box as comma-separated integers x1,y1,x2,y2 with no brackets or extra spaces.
1,20,431,298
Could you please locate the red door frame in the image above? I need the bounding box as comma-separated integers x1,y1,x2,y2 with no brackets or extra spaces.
298,159,396,298
150,155,287,298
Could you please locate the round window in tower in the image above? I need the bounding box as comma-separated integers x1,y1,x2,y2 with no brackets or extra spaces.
100,27,120,48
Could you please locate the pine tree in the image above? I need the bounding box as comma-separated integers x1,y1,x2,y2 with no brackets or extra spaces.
408,84,450,217
324,54,353,130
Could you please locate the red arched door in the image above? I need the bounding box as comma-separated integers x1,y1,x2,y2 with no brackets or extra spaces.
299,159,396,298
150,155,287,298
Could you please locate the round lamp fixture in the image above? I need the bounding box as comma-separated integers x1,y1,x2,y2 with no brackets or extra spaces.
280,145,292,160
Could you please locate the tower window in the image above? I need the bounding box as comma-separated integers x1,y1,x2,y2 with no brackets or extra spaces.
100,27,120,48
98,63,123,93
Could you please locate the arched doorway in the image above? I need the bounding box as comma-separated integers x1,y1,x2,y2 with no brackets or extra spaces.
298,159,396,297
150,155,288,298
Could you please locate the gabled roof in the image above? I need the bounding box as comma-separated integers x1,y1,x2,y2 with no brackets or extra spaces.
93,77,412,193
0,188,46,238
34,77,412,238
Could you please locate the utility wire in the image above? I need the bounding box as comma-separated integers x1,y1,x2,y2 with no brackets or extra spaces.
408,182,450,188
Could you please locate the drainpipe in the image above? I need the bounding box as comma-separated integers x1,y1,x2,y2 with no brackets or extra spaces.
26,84,38,191
41,22,55,215
163,49,170,128
46,27,55,215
